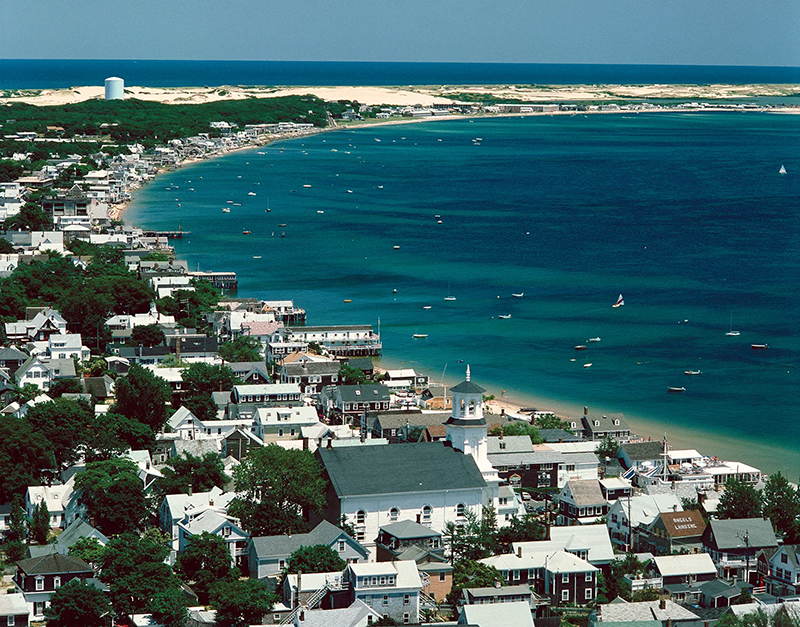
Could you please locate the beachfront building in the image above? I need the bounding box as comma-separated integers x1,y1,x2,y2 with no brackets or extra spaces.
319,384,391,424
281,325,382,358
280,360,341,394
606,494,683,551
702,518,778,582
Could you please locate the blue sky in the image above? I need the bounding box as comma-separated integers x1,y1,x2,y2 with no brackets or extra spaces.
2,0,798,66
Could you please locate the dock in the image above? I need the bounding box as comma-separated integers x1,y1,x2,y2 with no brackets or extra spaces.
142,230,191,239
188,270,238,291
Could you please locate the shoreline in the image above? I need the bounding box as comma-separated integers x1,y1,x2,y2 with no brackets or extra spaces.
118,109,790,476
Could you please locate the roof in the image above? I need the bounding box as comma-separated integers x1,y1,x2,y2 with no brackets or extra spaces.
546,550,598,574
598,600,700,623
250,520,364,560
621,441,665,462
168,405,201,430
705,518,777,550
346,357,373,371
347,560,421,589
656,510,706,538
81,375,114,398
539,428,581,442
654,554,716,578
57,517,108,549
583,413,630,433
547,524,615,564
450,379,486,395
336,384,391,403
180,510,241,536
233,383,300,396
464,584,533,598
283,361,340,376
295,599,381,627
0,593,28,617
372,410,449,430
699,578,744,599
460,601,534,627
318,442,486,497
488,436,534,454
380,519,441,540
16,552,92,575
172,439,219,458
565,479,606,506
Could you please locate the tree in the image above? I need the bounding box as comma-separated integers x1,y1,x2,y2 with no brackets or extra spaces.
228,445,326,536
533,412,574,433
74,459,148,535
113,364,172,432
155,452,228,496
141,251,170,262
599,555,647,603
30,500,50,544
338,363,366,385
24,397,94,469
68,536,106,567
129,323,166,347
218,336,262,363
151,586,189,627
209,578,276,627
762,472,800,542
4,498,27,561
284,544,346,578
47,378,84,398
443,507,497,563
717,478,764,520
0,417,54,503
100,533,180,616
489,421,542,444
44,579,111,627
175,532,235,604
496,514,546,549
87,412,155,462
0,239,14,254
446,560,502,607
183,393,220,422
4,202,53,232
181,362,239,397
595,434,619,460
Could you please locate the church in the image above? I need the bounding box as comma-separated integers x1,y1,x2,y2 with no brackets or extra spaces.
314,367,514,559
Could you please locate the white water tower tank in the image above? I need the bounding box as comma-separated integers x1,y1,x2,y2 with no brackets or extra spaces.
105,77,124,100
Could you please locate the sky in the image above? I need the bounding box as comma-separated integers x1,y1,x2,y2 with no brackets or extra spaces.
2,0,799,67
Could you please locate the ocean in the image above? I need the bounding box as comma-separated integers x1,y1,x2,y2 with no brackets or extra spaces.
125,112,800,476
2,59,800,90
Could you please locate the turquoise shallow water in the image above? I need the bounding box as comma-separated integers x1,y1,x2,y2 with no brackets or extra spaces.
126,113,800,476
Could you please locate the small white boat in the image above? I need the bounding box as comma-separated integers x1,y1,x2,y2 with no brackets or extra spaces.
726,314,739,336
575,345,587,351
252,255,262,259
583,363,593,368
612,294,625,308
668,386,686,393
248,192,256,196
377,185,384,189
512,293,524,298
237,175,242,179
437,220,443,224
779,164,787,174
499,314,512,319
233,203,242,206
303,184,312,188
412,333,428,339
444,296,456,301
588,337,601,343
257,151,266,155
423,306,432,310
393,246,400,250
347,190,353,194
227,200,234,204
751,344,769,350
317,210,324,214
222,208,230,213
684,370,702,375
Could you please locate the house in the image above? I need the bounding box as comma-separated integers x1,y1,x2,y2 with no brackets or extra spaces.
319,385,391,424
172,336,219,362
13,553,93,619
32,333,90,363
248,520,368,581
369,410,449,443
4,308,67,344
251,405,321,441
654,554,717,586
231,383,302,406
344,560,422,625
599,477,633,502
178,509,248,566
15,356,76,391
375,520,452,601
458,601,535,627
383,369,428,390
158,486,236,551
606,494,682,551
590,599,700,627
489,448,568,490
0,346,30,377
25,475,85,529
545,551,599,606
346,357,374,380
118,345,173,365
314,442,487,554
0,593,29,627
581,411,631,442
53,517,109,555
281,360,341,394
418,385,452,411
758,544,800,597
702,518,778,582
167,406,206,439
556,480,609,526
227,361,271,384
460,585,540,608
639,509,706,555
514,524,616,568
281,325,382,358
221,428,265,460
619,441,666,473
81,375,115,402
290,600,383,627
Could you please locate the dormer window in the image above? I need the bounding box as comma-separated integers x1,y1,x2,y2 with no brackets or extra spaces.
613,419,620,426
593,420,600,426
499,441,506,450
389,507,399,522
355,389,361,396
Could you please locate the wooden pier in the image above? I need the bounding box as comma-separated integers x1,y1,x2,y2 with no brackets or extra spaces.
142,230,191,239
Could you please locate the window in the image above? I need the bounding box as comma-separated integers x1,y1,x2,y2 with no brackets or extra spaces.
35,577,45,591
383,595,389,606
500,441,506,450
367,617,373,626
561,589,569,602
389,507,399,522
54,576,61,589
222,526,232,537
279,560,286,569
421,505,432,523
356,510,366,524
372,577,378,586
781,553,788,564
403,613,411,624
562,573,569,583
338,540,346,552
404,593,410,605
8,616,15,627
34,602,45,617
439,572,447,582
456,503,466,517
380,576,386,586
513,570,520,580
364,595,372,604
585,572,593,582
585,588,593,600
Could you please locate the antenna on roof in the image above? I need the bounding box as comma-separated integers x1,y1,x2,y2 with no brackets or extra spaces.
466,364,471,381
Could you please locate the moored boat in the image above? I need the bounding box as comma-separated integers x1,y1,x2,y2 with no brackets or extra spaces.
412,333,428,338
751,344,769,349
612,294,625,308
684,370,702,375
575,345,587,350
242,230,251,235
512,293,524,298
779,164,787,174
499,314,512,319
588,337,601,343
668,386,686,393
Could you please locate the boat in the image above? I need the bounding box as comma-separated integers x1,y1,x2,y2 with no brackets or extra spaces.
252,256,262,259
575,345,587,350
512,293,524,298
423,306,432,310
281,232,285,238
317,210,324,214
242,230,251,235
412,334,428,339
437,220,443,224
779,164,787,174
751,344,769,349
499,314,512,319
248,192,257,196
227,200,234,204
583,363,592,368
222,208,230,213
303,184,312,188
444,296,456,301
257,151,266,155
668,387,686,393
726,314,740,336
444,282,456,301
684,370,702,375
233,203,241,206
612,294,625,308
346,190,353,194
588,337,601,343
393,246,400,250
278,224,287,227
344,299,352,303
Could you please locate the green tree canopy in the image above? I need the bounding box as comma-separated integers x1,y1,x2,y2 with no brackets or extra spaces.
68,536,106,566
129,323,166,347
87,411,155,462
155,451,229,496
595,434,619,460
533,412,574,433
762,472,800,542
209,578,276,627
218,335,263,363
182,362,239,397
338,363,366,385
443,507,498,564
0,416,54,502
47,377,85,398
717,478,764,520
30,500,50,544
489,421,542,444
4,202,53,232
24,397,94,469
284,544,346,578
447,560,502,607
44,579,112,627
229,445,326,536
113,364,172,433
175,532,236,604
151,586,189,627
496,513,546,549
74,458,148,535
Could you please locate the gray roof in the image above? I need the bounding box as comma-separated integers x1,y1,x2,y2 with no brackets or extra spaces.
250,520,365,560
488,450,566,465
336,384,390,403
346,357,373,371
621,441,665,462
293,599,379,627
380,519,441,540
583,413,630,433
566,480,607,506
598,599,700,623
705,518,777,550
0,346,27,361
465,584,533,598
0,593,27,617
539,429,581,442
283,361,340,376
319,442,486,497
172,439,219,458
488,436,534,454
16,552,92,575
57,517,108,550
699,579,744,599
372,410,449,430
450,379,486,395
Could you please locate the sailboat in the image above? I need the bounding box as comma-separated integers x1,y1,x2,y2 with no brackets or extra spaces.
779,165,787,174
444,282,456,301
612,294,625,308
725,314,740,337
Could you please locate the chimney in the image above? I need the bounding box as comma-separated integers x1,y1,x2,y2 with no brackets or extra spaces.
584,406,588,416
187,483,193,496
303,437,308,451
660,598,667,611
317,437,322,449
360,427,366,443
299,608,305,622
559,437,563,443
327,439,333,449
499,431,504,440
416,514,421,524
517,546,522,558
672,504,677,512
296,570,302,608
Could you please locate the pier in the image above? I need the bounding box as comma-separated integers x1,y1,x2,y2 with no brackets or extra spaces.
142,229,191,239
188,270,238,291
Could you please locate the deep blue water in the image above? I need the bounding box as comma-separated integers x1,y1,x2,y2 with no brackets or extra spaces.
126,113,800,476
2,59,800,90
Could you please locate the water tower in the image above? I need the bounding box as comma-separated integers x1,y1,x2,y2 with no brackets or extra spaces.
104,77,124,100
